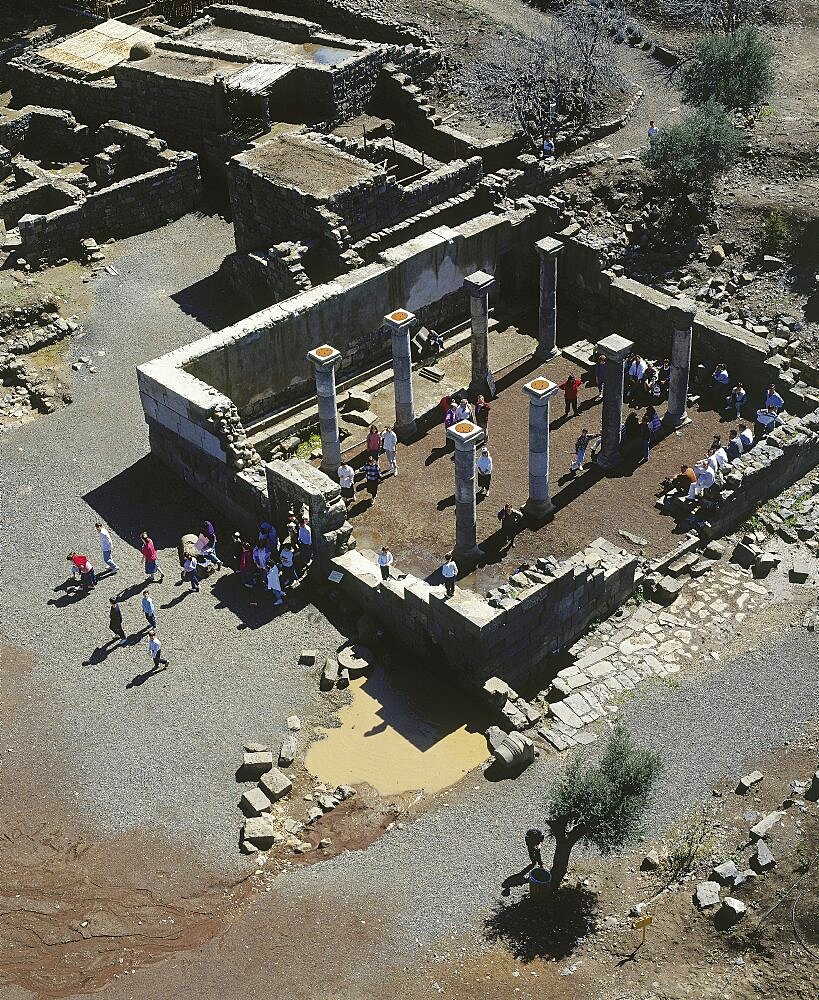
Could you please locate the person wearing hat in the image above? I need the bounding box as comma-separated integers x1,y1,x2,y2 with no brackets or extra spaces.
477,446,493,496
108,595,127,647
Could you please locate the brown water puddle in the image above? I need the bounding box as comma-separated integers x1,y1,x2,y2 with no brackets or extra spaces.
305,664,489,795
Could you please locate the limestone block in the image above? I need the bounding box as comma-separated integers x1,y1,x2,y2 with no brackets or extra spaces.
260,767,293,803
750,811,784,840
240,786,272,817
239,750,273,780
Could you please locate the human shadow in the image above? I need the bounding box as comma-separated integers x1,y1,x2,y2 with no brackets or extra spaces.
551,465,605,512
425,443,450,466
436,493,456,511
82,643,117,666
210,572,295,629
484,884,599,962
501,867,533,897
126,663,168,689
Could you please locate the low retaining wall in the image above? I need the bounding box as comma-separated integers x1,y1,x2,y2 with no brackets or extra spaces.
331,540,637,697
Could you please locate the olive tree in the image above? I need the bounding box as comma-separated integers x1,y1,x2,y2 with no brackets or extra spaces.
680,25,775,109
640,99,746,200
545,727,662,889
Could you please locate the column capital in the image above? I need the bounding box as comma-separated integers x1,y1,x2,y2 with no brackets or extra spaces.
668,298,697,329
446,420,484,450
523,375,559,406
306,343,341,369
464,270,495,296
536,236,565,257
597,333,633,362
385,308,416,334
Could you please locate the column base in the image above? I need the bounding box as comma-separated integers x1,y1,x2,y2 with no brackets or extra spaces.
595,451,622,471
395,420,417,443
523,497,555,519
533,345,559,362
663,413,692,430
452,545,485,563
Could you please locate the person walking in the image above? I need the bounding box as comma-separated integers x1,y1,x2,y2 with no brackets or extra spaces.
338,461,355,507
95,522,118,574
147,629,168,671
182,553,200,592
67,551,96,592
570,429,599,473
108,596,127,647
378,545,394,581
266,562,285,605
441,553,458,598
366,424,382,463
279,541,295,589
364,455,381,504
198,520,222,570
140,532,164,583
382,425,398,477
559,373,582,417
475,395,491,441
477,446,493,496
498,504,521,548
141,589,157,629
239,541,255,588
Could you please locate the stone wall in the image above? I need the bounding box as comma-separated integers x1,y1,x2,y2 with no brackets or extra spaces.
330,540,638,696
6,63,122,128
560,238,819,415
240,0,432,47
19,152,201,262
182,203,544,421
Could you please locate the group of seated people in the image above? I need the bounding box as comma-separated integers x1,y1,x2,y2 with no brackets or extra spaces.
710,364,785,432
661,426,757,509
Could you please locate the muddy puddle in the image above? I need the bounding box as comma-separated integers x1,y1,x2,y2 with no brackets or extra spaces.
305,663,489,795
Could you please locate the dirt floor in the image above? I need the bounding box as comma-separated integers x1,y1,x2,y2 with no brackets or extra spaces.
345,332,726,590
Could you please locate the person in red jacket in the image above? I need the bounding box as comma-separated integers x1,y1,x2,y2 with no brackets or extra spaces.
559,373,582,417
67,552,96,592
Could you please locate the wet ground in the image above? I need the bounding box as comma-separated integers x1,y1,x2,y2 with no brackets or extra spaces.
345,335,730,591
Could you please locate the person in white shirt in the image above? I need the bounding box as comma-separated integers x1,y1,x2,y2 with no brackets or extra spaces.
726,429,744,460
266,563,285,605
688,461,715,499
95,522,118,573
755,406,778,436
441,553,458,598
182,554,200,592
253,542,269,579
378,545,394,581
765,385,784,411
712,364,730,388
712,444,729,468
455,398,472,422
279,541,295,589
338,462,355,507
147,629,168,670
626,356,646,403
382,426,398,476
477,447,493,496
297,518,313,576
739,424,754,449
726,383,746,419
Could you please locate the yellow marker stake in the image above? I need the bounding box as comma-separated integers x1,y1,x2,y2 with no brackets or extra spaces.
635,913,653,945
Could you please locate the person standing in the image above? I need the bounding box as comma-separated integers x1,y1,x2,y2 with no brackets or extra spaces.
498,504,521,548
182,553,200,592
198,520,222,570
252,539,269,582
639,414,652,463
382,425,398,477
475,395,491,441
239,541,255,588
366,424,382,463
559,373,582,417
647,120,659,140
147,629,168,671
441,553,458,598
455,397,472,422
378,545,394,581
364,455,381,504
140,532,164,583
95,522,118,574
765,384,785,411
108,596,127,647
297,518,313,564
570,429,598,473
266,562,285,605
444,401,458,443
338,461,355,507
727,383,746,419
524,828,545,870
141,589,157,629
67,552,96,592
279,541,295,589
477,446,493,496
594,354,606,399
230,531,244,569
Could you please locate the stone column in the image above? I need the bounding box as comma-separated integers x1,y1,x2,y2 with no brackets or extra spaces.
306,344,342,473
445,419,485,561
522,375,559,518
464,270,495,392
665,299,697,429
385,308,417,440
535,237,564,360
596,334,634,470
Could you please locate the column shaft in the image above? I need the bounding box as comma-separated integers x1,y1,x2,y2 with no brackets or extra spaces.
470,290,489,386
598,357,626,469
314,366,341,472
453,443,479,558
391,327,416,438
666,326,693,427
525,399,553,517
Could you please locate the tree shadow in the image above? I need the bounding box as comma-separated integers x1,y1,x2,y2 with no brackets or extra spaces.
484,885,599,963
